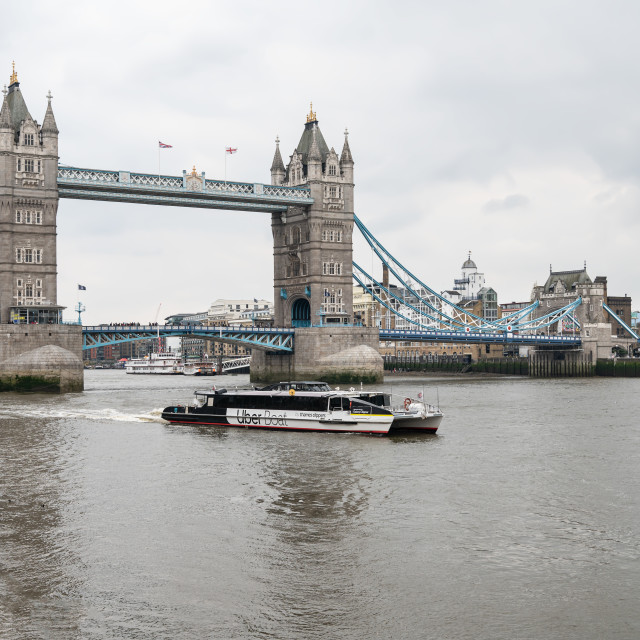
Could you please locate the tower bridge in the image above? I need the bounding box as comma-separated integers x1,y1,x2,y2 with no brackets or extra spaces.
2,68,627,390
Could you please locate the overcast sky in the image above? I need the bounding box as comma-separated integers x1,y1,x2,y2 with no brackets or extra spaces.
3,1,640,324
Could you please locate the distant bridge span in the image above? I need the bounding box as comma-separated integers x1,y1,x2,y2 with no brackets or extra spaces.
379,328,581,347
82,325,294,352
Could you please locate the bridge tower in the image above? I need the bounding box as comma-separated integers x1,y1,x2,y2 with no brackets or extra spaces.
252,105,382,383
270,104,354,328
0,65,61,325
0,67,81,392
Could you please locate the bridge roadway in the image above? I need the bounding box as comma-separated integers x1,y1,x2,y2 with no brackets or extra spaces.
57,166,314,213
379,328,581,347
82,325,582,351
83,325,295,352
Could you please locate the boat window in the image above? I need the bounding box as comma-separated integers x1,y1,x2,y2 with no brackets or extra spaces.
329,397,349,411
364,394,387,407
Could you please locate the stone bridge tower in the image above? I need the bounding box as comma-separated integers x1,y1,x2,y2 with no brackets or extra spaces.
252,105,382,383
270,104,354,328
0,67,82,392
0,65,61,325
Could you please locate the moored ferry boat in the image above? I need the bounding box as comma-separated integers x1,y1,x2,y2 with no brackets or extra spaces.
183,362,217,376
161,387,394,435
125,352,183,375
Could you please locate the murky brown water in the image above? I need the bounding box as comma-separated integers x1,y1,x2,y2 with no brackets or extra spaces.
1,371,639,639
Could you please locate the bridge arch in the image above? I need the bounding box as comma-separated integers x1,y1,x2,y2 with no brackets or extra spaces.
291,298,311,327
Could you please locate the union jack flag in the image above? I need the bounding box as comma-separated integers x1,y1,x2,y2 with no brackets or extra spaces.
158,141,172,148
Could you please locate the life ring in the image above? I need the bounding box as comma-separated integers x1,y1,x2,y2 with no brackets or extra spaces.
289,388,295,396
404,397,412,411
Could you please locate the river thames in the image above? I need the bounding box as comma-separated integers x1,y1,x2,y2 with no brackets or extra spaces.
1,371,639,639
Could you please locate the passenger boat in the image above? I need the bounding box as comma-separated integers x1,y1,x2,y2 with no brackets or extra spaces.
125,352,183,375
259,382,443,433
183,362,217,376
161,387,394,435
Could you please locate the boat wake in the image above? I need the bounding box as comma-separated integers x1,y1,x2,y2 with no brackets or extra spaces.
0,405,167,424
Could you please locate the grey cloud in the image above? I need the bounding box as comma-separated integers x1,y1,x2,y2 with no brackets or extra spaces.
482,194,530,213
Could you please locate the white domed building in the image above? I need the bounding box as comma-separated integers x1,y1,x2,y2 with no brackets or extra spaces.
454,253,486,302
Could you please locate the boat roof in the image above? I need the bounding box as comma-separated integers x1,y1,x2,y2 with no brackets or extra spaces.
196,388,357,399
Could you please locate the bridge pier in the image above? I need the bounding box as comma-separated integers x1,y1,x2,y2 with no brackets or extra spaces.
528,349,594,377
250,327,383,384
0,325,83,392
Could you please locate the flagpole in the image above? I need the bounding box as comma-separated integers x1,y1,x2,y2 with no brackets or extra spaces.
224,149,227,185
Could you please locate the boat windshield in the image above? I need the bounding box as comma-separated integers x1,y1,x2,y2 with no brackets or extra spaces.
258,381,332,392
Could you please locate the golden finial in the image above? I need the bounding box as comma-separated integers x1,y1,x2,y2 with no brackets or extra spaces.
306,102,317,123
10,61,18,85
191,165,198,176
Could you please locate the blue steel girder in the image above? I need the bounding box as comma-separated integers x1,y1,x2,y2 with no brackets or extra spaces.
82,325,294,352
602,301,640,341
379,328,582,346
58,166,314,213
354,261,578,335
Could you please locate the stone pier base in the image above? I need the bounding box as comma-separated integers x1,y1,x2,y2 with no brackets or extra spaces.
528,348,594,377
0,325,84,392
250,327,383,384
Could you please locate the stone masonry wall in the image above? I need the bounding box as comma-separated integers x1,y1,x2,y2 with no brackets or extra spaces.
0,325,83,392
251,327,382,383
0,324,82,361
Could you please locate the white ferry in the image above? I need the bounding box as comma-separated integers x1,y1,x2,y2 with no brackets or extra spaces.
183,362,217,376
161,387,394,435
125,352,183,375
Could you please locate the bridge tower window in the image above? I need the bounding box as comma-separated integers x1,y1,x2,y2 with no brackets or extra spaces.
15,248,43,264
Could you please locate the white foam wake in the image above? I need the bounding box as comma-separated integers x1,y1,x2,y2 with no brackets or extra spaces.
0,405,168,424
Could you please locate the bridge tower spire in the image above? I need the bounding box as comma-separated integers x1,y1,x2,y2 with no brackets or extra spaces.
271,105,355,328
270,136,285,185
0,66,61,325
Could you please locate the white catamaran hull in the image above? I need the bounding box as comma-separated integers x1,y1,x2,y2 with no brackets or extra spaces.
389,410,443,432
163,406,393,435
